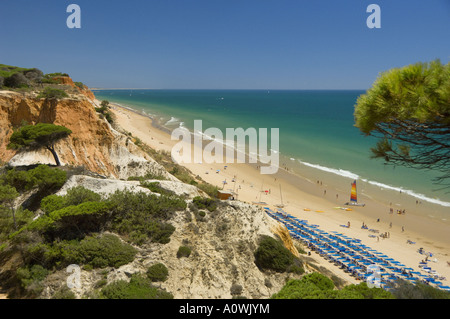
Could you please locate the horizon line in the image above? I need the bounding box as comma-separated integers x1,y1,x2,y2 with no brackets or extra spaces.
91,88,368,91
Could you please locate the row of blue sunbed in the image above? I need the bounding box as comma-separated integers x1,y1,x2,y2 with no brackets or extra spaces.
264,207,450,292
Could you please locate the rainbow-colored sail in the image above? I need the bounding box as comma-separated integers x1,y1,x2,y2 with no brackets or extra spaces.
350,180,358,202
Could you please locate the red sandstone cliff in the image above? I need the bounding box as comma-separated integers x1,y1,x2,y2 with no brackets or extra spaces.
0,86,170,179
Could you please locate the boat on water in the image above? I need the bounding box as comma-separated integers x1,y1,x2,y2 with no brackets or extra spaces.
344,180,366,207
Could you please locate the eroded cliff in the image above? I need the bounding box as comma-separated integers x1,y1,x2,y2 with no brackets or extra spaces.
0,87,169,180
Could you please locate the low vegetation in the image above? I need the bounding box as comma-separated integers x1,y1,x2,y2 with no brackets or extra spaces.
0,165,188,298
99,274,173,299
386,279,450,299
95,100,114,124
146,263,169,282
272,272,394,299
37,87,68,100
254,235,304,274
0,64,69,90
192,196,218,212
177,245,192,258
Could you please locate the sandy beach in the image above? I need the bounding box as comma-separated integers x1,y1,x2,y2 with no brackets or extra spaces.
108,101,450,288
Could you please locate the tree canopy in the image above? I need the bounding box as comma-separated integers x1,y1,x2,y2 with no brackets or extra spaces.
8,123,72,166
354,60,450,184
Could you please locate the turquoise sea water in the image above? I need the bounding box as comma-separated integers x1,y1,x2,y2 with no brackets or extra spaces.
94,89,450,209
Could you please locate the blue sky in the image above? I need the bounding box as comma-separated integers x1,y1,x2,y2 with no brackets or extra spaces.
1,0,449,89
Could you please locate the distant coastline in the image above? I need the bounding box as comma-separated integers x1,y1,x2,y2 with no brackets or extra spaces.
91,88,156,90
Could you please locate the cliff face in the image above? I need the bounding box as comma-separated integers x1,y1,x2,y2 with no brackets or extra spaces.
0,89,169,179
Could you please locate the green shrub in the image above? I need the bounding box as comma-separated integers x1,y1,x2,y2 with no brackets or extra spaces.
37,87,68,99
40,195,66,214
1,166,66,194
104,112,114,124
0,64,28,78
230,284,243,296
27,201,111,240
16,264,49,296
271,279,334,299
52,286,76,299
271,273,395,299
0,207,33,239
197,183,220,199
41,187,101,215
94,279,108,289
0,168,35,192
29,165,67,191
107,190,183,244
95,101,113,124
63,186,102,206
340,282,395,299
39,234,137,269
74,82,84,89
41,77,58,84
300,272,335,291
254,236,295,272
192,196,217,212
70,234,137,268
16,264,49,287
100,274,173,299
287,263,305,275
127,171,167,181
4,73,30,88
45,72,69,77
140,181,174,196
387,279,450,299
177,246,191,258
100,100,109,108
147,263,169,282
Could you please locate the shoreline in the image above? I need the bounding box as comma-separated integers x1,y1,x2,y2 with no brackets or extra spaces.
106,99,450,288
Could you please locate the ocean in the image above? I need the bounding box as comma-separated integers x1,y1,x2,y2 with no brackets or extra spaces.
93,89,450,214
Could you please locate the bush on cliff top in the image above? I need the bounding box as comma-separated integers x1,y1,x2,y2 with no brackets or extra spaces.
37,87,68,100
